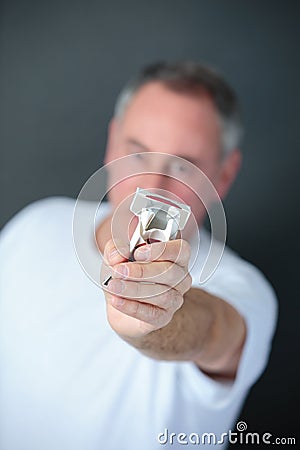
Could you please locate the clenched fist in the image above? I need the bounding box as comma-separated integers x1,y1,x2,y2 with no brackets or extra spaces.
101,239,192,339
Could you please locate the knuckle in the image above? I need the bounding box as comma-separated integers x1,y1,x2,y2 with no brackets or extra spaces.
174,265,186,285
160,288,183,311
175,291,184,310
182,273,192,293
172,239,191,266
174,271,192,294
186,272,192,288
169,289,183,311
159,310,173,328
163,261,180,285
161,287,173,309
180,239,191,260
133,263,144,279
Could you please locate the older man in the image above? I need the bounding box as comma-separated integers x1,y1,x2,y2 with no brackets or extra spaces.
0,62,277,449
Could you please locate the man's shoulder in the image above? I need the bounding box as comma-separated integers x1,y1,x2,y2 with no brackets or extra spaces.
1,197,75,246
0,197,110,268
0,197,75,257
2,196,75,228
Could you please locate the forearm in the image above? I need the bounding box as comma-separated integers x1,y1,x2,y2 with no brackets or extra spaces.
123,287,246,379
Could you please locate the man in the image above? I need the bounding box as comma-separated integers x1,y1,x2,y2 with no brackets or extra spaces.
0,62,277,449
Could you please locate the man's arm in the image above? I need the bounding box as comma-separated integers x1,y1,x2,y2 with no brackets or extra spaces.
125,287,246,380
102,239,246,380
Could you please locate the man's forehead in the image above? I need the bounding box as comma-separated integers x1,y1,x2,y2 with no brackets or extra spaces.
117,82,220,141
115,83,221,157
124,80,216,111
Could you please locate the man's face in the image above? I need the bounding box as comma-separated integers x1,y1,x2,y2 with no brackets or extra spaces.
105,82,240,235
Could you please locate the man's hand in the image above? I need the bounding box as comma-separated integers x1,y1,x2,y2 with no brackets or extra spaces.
101,238,192,339
101,237,246,379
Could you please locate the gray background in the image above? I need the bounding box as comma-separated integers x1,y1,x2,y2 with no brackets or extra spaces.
1,0,299,444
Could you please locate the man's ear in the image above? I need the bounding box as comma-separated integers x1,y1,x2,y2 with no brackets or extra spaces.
104,118,119,165
216,149,242,200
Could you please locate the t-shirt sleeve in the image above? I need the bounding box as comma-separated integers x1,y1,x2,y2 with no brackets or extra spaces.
181,247,278,409
0,197,74,276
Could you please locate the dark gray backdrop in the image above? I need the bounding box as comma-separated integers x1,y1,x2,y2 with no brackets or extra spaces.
1,0,299,445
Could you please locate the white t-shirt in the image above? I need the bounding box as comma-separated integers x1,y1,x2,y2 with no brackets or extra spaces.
0,197,277,450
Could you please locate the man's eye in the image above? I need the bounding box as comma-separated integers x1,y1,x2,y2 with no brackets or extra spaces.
170,162,188,173
132,153,144,159
129,152,146,161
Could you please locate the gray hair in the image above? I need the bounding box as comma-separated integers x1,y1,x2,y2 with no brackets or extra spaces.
114,61,243,157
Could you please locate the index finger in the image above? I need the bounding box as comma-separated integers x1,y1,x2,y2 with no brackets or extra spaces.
104,239,130,265
133,239,191,267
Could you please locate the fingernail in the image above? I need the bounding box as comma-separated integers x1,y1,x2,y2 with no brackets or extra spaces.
115,264,129,277
109,246,128,261
111,296,125,307
108,279,125,294
134,246,151,261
